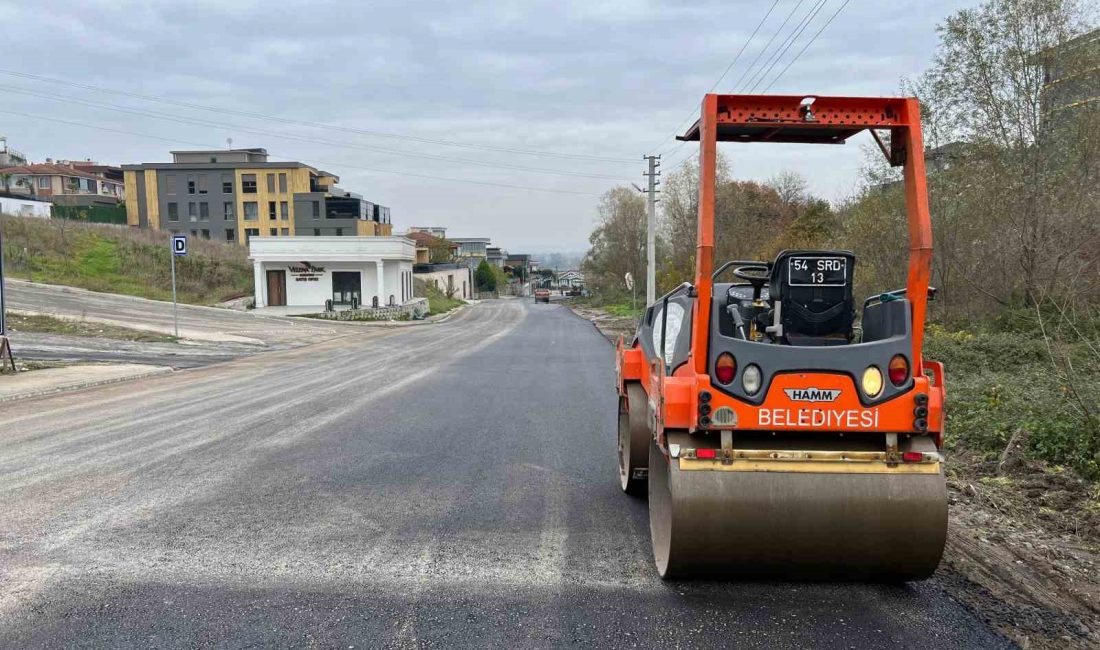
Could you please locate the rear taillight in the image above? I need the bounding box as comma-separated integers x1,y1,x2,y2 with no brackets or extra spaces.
902,451,924,463
715,353,736,384
888,355,909,386
696,448,717,459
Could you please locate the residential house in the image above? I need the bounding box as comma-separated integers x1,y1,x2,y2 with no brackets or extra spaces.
557,269,585,289
407,226,448,239
406,231,457,264
0,161,125,205
451,236,491,272
486,246,506,268
122,148,392,245
0,136,27,167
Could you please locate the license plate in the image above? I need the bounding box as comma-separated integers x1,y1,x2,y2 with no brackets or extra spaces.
788,256,847,287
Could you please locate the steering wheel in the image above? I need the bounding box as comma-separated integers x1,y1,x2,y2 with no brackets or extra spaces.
732,264,770,301
732,264,770,283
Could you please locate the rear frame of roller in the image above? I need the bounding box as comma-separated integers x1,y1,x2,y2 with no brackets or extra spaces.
615,94,948,581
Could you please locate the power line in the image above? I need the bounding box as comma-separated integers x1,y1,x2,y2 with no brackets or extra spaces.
762,0,852,93
648,0,783,153
743,0,829,94
0,68,638,164
729,0,808,93
0,109,605,197
0,84,633,182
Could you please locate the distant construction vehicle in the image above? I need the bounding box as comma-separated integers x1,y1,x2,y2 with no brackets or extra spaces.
616,94,947,580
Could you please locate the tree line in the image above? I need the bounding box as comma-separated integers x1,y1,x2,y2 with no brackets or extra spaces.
582,0,1098,327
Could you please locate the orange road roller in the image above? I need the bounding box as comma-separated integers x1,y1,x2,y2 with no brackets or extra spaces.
616,94,947,580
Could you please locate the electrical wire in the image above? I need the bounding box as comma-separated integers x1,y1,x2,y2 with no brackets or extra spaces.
761,0,852,93
0,109,606,196
648,0,783,154
0,68,638,164
743,0,829,94
0,84,633,182
729,0,808,93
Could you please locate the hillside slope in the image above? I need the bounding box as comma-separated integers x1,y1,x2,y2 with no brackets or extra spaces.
1,215,252,305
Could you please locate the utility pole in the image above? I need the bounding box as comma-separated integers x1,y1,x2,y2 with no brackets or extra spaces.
643,155,660,305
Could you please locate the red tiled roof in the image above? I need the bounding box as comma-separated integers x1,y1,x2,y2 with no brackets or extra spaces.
0,163,115,182
406,231,456,248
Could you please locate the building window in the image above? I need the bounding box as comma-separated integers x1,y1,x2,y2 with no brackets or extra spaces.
187,175,196,195
269,228,278,236
222,174,233,193
199,202,209,221
201,229,210,239
38,176,50,189
279,201,288,220
245,227,259,243
190,229,198,237
243,201,258,220
278,172,287,193
167,203,179,221
166,174,176,195
312,201,320,219
188,202,197,222
335,228,343,236
197,174,208,194
280,228,289,236
223,202,234,220
242,174,257,193
210,157,217,163
313,228,321,236
266,173,275,192
226,228,235,242
268,201,277,220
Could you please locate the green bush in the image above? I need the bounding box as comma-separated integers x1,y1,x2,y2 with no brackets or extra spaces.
927,328,1100,478
415,278,463,314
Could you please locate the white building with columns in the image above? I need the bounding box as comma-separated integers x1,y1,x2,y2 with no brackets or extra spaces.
249,236,416,313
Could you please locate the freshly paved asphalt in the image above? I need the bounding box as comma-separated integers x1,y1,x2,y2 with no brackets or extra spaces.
0,300,1012,649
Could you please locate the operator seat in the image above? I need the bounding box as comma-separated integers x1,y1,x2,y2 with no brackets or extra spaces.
765,250,856,346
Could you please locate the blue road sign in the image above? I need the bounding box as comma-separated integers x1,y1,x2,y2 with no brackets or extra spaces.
172,235,188,256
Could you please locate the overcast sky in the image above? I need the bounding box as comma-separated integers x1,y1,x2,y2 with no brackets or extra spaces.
1,0,973,253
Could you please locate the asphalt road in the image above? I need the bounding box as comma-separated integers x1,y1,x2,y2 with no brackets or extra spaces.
11,332,258,368
0,299,1011,649
5,279,346,346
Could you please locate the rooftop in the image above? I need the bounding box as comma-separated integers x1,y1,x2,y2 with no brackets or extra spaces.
0,163,106,181
169,148,269,156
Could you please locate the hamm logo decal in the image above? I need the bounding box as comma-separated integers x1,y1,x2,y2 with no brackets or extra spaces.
784,388,842,403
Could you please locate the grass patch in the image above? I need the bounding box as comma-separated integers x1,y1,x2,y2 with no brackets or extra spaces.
415,279,464,314
5,312,176,342
1,214,253,305
925,327,1100,479
566,294,643,320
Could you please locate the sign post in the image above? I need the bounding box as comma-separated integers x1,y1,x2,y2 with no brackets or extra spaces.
171,235,187,339
0,220,14,371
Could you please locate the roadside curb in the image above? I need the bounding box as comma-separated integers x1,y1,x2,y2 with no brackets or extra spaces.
288,303,469,328
0,366,175,404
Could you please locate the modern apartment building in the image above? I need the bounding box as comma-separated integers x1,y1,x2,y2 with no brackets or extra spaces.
122,148,392,245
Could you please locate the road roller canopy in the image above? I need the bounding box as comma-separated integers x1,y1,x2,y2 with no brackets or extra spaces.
684,93,933,376
678,95,914,161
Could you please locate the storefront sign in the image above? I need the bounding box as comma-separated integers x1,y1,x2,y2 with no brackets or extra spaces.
289,262,326,282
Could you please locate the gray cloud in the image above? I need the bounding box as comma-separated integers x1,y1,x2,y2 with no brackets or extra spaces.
2,0,970,252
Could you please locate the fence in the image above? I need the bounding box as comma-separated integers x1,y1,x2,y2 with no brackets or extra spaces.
52,204,127,225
